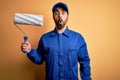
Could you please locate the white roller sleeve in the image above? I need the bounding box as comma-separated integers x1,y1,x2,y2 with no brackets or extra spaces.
14,13,43,26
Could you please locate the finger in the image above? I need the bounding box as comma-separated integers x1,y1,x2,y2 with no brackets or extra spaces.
22,48,30,51
22,49,28,52
21,43,26,46
24,41,29,44
22,44,28,47
22,46,27,49
22,46,28,50
22,42,29,46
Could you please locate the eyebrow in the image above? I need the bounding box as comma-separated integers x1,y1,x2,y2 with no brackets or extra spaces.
54,9,59,12
55,8,66,12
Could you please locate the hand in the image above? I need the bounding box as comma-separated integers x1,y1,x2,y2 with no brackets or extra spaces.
21,41,31,53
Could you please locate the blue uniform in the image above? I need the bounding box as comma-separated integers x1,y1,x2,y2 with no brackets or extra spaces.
27,27,91,80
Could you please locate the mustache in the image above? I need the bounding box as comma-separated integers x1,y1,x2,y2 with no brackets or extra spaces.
58,18,63,22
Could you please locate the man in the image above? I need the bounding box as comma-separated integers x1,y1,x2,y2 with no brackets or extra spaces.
21,2,91,80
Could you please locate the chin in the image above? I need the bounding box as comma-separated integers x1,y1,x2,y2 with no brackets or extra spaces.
57,24,64,29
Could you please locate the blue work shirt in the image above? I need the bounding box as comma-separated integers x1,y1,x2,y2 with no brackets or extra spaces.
27,27,91,80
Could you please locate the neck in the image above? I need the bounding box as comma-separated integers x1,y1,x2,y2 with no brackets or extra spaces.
56,25,67,33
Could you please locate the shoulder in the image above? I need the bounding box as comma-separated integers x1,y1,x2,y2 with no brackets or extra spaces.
68,29,84,38
40,30,54,39
68,29,87,45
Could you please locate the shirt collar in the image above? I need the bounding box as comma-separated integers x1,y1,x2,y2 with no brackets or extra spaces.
63,27,70,38
50,27,70,38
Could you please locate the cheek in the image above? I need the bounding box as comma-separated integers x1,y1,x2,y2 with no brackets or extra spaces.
53,16,57,22
53,16,58,21
53,17,59,24
63,16,68,22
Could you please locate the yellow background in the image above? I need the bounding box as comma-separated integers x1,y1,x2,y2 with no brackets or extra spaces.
0,0,120,80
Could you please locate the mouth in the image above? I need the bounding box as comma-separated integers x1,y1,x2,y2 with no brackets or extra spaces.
58,19,63,24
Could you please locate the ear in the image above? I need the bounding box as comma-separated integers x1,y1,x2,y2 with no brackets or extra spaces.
67,14,69,17
53,14,55,20
67,14,69,19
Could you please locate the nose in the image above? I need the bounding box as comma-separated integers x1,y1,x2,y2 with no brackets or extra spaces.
58,12,62,18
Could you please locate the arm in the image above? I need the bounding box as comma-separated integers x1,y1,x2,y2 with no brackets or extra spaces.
27,48,43,64
21,37,44,64
78,37,91,80
27,37,44,64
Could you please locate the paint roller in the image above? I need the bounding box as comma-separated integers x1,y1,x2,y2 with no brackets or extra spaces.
14,13,44,53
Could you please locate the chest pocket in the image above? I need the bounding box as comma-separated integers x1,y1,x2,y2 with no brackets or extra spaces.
66,49,79,67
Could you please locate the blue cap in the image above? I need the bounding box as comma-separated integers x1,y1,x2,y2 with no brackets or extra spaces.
52,2,69,14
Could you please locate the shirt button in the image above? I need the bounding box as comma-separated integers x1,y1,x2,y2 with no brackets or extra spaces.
59,55,63,66
60,72,64,78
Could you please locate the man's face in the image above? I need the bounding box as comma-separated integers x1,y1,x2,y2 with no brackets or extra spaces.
53,7,69,29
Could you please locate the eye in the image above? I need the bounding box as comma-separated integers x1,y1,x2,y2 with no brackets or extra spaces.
62,11,67,15
54,11,59,15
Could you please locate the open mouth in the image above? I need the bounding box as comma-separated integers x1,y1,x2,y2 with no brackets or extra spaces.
58,19,63,24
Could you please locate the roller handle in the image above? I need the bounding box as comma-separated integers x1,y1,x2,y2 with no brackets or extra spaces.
24,36,28,42
23,36,28,54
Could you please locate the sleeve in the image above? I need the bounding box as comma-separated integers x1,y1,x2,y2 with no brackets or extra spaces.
78,36,91,80
27,37,44,64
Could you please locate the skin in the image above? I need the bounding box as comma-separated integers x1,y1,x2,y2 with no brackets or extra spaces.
53,7,69,33
21,7,69,53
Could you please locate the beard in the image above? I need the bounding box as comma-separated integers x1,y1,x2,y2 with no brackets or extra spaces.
57,25,63,29
57,19,64,29
56,18,68,29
